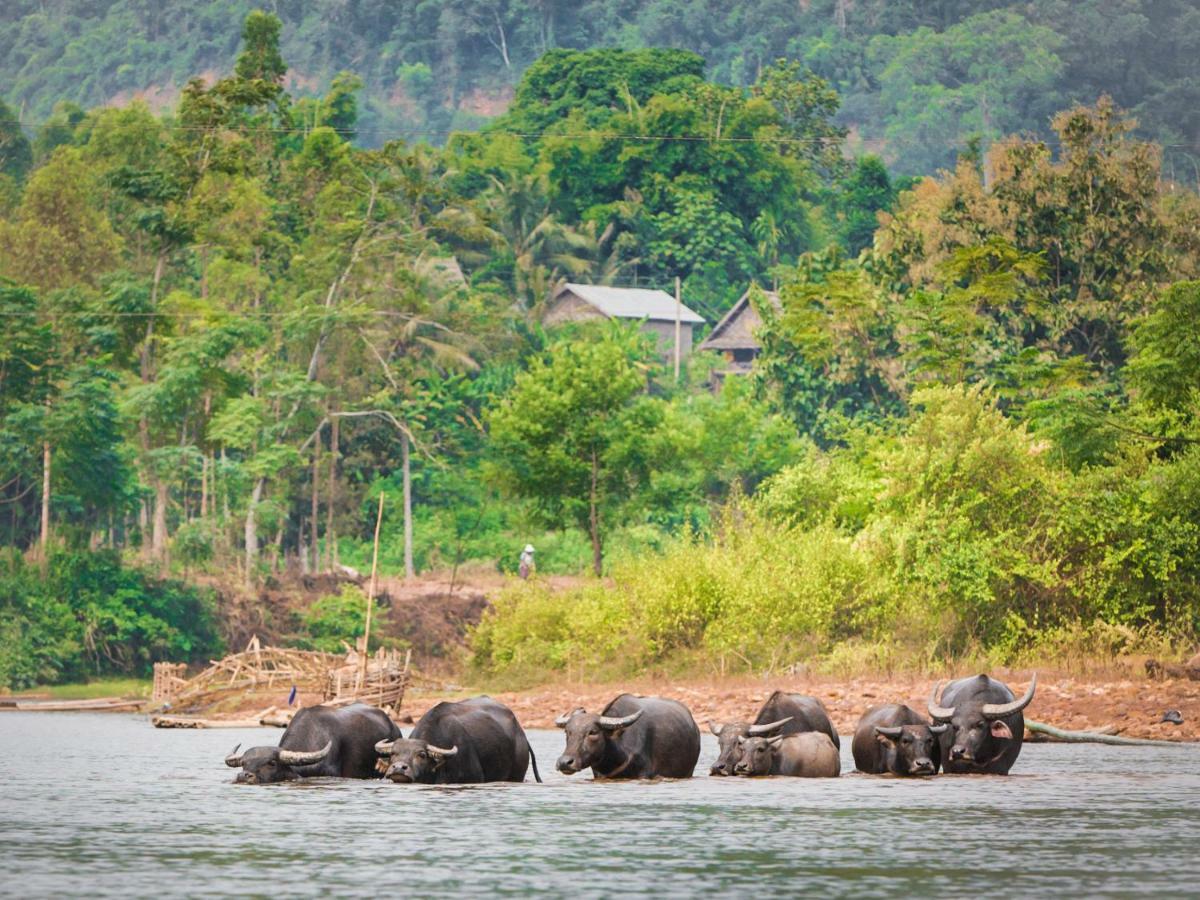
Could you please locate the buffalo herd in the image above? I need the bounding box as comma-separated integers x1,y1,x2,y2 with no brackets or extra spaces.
224,672,1037,785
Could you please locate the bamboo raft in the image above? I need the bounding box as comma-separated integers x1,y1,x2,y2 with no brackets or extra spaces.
150,636,412,727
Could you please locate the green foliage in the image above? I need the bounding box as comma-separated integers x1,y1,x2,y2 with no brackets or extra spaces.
473,385,1200,679
872,10,1065,174
487,324,661,573
0,98,32,180
0,551,222,689
297,584,385,654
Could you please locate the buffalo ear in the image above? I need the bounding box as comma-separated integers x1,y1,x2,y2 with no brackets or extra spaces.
766,736,783,747
990,720,1013,740
874,725,902,744
707,720,723,737
736,735,746,746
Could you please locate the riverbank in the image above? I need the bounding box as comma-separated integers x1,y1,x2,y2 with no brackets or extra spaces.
401,670,1200,742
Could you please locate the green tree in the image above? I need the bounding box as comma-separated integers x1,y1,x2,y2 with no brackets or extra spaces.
487,325,661,574
872,10,1065,174
0,98,33,180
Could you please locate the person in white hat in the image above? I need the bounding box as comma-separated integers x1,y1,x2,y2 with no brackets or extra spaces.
519,544,535,580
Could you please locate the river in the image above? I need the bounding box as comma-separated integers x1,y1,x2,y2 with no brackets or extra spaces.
1,712,1197,897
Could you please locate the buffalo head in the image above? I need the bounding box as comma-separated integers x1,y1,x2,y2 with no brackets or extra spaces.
873,723,948,776
707,717,792,776
554,707,643,775
374,738,458,783
224,741,331,784
732,735,781,776
928,674,1036,769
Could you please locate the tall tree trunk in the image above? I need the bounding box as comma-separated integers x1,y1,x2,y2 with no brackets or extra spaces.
589,448,602,577
200,455,209,520
325,414,338,572
311,429,321,572
140,251,167,562
40,440,51,565
244,478,264,587
271,518,285,574
402,432,414,579
153,480,168,567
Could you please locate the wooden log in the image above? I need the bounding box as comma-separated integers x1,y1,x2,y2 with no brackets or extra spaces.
1026,719,1192,746
4,698,146,712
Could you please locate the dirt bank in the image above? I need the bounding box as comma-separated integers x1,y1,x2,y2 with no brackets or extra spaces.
402,671,1200,742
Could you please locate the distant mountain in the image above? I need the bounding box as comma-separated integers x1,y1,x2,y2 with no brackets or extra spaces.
3,0,1198,175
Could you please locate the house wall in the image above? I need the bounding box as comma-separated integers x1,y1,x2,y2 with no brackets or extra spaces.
642,320,694,359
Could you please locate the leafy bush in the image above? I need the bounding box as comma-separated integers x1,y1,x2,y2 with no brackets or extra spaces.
470,385,1200,681
0,550,223,690
296,584,388,654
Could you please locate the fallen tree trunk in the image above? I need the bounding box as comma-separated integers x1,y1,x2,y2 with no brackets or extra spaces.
1026,719,1189,746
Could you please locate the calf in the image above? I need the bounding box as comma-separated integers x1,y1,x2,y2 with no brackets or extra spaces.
733,731,840,778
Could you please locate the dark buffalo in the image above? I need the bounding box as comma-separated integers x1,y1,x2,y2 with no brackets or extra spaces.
556,694,700,779
852,704,948,776
733,731,840,777
374,696,540,784
708,691,840,776
225,703,399,784
928,673,1037,775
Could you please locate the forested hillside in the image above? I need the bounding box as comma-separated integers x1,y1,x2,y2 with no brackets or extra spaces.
3,10,1200,689
3,0,1200,174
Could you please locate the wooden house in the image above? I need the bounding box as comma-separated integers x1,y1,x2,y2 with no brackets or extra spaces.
699,287,782,381
544,283,705,359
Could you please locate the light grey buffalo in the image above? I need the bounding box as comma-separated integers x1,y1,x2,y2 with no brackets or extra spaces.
732,731,841,778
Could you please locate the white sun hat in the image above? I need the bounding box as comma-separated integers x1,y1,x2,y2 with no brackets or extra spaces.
524,544,535,553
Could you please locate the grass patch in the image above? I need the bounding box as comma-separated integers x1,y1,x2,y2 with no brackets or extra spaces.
21,678,151,699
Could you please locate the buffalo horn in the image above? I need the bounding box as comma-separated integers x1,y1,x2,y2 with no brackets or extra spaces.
426,744,458,758
375,739,395,756
555,707,585,728
598,709,643,730
278,741,332,766
874,726,903,739
929,723,950,735
981,673,1038,719
224,744,244,768
927,682,956,721
748,716,793,736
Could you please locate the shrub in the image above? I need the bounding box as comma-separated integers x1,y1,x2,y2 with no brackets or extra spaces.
0,550,223,690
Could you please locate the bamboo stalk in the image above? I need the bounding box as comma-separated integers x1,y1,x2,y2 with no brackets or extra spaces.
358,492,385,691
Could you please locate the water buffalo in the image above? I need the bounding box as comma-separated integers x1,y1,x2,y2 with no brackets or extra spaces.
708,691,840,776
374,696,540,784
224,703,399,784
928,673,1037,775
556,694,700,779
852,704,948,776
733,731,841,777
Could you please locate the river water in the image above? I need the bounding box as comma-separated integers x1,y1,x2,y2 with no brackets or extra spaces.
2,712,1198,897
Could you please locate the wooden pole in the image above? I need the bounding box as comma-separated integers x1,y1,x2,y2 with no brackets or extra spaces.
358,492,385,691
674,276,682,382
402,433,414,580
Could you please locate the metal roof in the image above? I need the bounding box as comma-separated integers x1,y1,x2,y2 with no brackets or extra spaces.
555,283,705,324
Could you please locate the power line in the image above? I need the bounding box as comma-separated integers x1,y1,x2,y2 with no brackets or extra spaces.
11,117,848,145
13,118,1199,149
